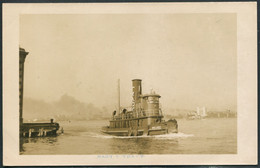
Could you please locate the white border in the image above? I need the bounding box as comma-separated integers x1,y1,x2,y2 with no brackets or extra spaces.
3,2,257,165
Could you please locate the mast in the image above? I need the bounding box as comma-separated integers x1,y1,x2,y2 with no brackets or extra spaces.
118,79,120,114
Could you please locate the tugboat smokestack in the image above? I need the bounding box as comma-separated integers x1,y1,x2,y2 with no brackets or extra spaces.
132,79,142,112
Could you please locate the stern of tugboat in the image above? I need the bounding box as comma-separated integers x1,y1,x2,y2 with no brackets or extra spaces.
166,119,178,133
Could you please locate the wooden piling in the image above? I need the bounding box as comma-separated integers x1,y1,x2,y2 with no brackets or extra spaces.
29,129,32,138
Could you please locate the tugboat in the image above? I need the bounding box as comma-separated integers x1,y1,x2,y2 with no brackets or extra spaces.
101,79,178,136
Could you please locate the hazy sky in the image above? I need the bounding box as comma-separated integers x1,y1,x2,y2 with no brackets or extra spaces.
20,14,237,111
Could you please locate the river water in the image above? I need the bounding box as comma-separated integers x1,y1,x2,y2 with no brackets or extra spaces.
20,118,236,154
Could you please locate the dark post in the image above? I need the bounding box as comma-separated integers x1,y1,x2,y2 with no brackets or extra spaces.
19,47,29,134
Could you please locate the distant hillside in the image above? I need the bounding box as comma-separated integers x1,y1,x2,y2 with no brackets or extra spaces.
23,94,111,121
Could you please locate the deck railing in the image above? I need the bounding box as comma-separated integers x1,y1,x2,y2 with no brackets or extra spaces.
111,108,163,120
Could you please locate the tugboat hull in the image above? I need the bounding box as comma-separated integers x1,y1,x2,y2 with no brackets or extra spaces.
101,127,144,136
102,123,177,137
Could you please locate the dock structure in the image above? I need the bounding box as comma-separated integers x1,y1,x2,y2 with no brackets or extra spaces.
22,119,60,137
19,47,60,138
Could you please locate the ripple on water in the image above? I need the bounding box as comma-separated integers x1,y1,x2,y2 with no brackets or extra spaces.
85,132,194,139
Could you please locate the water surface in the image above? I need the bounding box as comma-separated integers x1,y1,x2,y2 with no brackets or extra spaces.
20,118,237,154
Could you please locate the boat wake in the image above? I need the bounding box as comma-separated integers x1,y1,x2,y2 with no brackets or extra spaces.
151,132,194,139
87,132,194,139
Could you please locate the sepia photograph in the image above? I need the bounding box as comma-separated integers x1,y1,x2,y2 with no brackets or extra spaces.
3,2,257,166
19,13,237,155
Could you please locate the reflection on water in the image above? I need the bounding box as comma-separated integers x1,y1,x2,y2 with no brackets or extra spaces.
20,118,237,155
105,133,180,154
20,138,25,153
20,136,58,153
23,137,58,144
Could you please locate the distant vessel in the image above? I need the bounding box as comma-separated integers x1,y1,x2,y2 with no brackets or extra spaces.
101,79,178,136
199,107,207,119
186,111,197,120
186,107,207,120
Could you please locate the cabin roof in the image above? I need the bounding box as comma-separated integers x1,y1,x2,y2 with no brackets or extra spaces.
141,94,161,98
